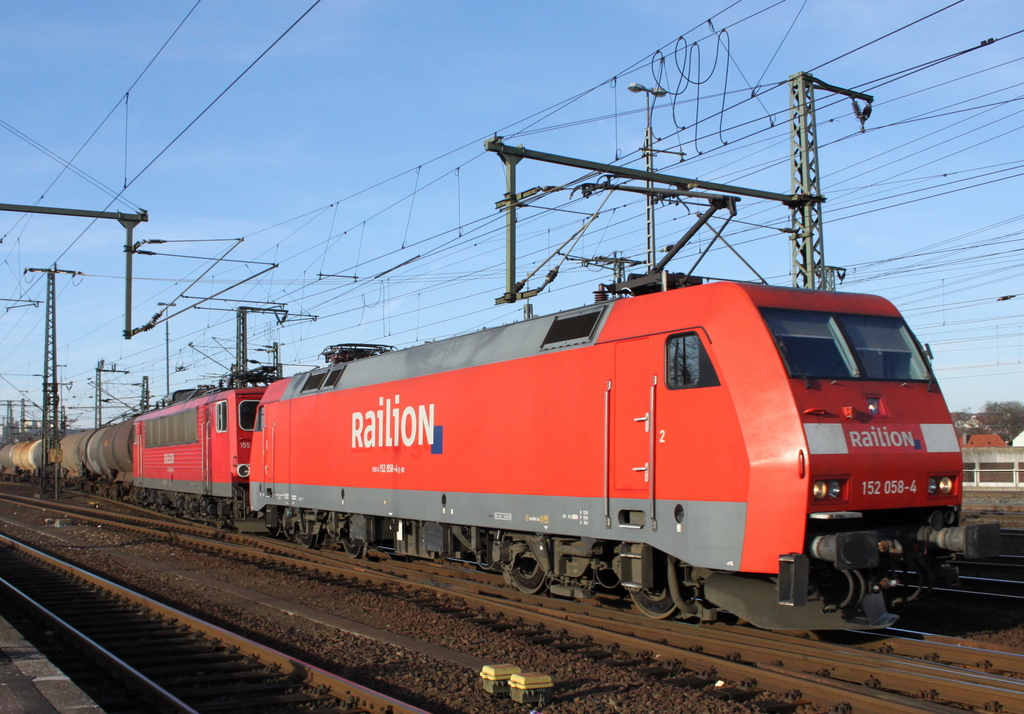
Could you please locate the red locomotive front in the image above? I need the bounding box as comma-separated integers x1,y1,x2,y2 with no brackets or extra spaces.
676,284,999,628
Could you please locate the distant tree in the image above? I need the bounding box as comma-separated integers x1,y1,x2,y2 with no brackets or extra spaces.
950,409,981,435
976,401,1024,443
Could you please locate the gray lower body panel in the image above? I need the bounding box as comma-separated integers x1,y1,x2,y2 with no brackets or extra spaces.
250,483,745,571
137,476,232,499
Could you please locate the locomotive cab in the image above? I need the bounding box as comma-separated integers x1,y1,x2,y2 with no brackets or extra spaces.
709,288,1001,629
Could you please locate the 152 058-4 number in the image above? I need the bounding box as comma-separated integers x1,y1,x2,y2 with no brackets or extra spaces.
862,479,917,495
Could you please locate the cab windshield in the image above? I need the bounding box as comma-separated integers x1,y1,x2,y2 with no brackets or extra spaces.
761,308,930,381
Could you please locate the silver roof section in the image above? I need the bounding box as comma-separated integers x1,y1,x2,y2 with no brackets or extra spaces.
281,303,611,401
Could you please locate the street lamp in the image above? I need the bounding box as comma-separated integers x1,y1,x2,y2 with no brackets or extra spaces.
157,302,176,396
628,82,667,271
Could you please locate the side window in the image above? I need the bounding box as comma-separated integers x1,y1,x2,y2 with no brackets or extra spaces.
666,332,720,389
255,406,265,432
323,366,345,389
144,409,198,447
215,401,228,433
301,371,327,392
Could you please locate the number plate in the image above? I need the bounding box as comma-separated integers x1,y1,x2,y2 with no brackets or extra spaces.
861,479,917,496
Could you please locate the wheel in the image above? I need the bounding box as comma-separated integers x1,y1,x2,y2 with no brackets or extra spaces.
630,586,679,619
507,554,546,594
294,528,321,549
342,537,366,558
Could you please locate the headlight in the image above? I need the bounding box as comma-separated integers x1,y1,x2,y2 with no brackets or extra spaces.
813,479,843,500
237,463,250,478
928,476,954,495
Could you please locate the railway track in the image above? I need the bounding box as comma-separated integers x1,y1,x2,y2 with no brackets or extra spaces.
0,532,430,714
936,528,1024,604
962,502,1024,527
1002,528,1024,555
4,490,1024,712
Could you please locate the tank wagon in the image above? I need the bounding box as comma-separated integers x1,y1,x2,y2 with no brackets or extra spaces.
20,280,1000,630
0,443,17,474
83,420,135,494
11,441,42,473
59,431,92,479
0,440,43,482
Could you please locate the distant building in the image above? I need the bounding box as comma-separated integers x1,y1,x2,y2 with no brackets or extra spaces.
1,419,42,445
963,433,1007,448
963,445,1024,489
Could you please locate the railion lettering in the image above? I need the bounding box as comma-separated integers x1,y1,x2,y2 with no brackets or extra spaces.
848,426,919,449
352,395,435,449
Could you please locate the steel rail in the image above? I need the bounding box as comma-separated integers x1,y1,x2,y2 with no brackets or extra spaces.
478,596,1024,712
4,490,1024,712
0,532,432,714
0,569,199,713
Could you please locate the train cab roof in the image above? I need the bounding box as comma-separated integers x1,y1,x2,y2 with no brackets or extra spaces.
266,281,914,402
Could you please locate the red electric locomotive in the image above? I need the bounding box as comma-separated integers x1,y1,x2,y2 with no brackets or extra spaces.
133,386,266,523
248,281,999,630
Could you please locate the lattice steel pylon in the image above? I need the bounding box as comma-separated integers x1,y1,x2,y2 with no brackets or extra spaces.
789,72,872,290
228,305,308,387
25,266,83,496
789,72,823,289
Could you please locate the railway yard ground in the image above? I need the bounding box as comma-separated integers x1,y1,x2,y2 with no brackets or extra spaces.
0,482,1022,713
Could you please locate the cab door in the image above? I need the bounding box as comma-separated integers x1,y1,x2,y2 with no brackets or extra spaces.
208,399,230,490
264,416,278,497
613,338,655,495
251,404,275,499
200,405,213,496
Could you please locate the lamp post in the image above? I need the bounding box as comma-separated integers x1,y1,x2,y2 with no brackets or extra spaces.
158,302,176,396
628,82,667,271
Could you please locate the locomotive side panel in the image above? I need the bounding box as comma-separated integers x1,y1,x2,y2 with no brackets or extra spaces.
136,407,207,495
646,329,752,569
254,341,611,507
251,288,765,572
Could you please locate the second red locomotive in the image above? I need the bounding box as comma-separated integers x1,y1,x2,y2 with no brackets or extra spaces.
132,386,266,522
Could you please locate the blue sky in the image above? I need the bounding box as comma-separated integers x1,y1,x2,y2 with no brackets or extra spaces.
1,0,1022,426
